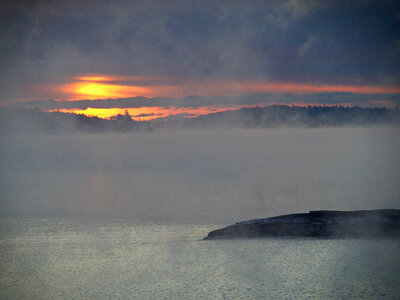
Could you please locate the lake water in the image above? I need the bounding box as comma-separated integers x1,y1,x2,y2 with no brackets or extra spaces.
0,219,400,299
1,127,400,298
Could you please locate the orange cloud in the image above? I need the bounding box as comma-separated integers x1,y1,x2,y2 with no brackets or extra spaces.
61,82,154,99
76,75,117,82
30,75,182,100
239,82,400,94
189,81,400,96
29,73,400,102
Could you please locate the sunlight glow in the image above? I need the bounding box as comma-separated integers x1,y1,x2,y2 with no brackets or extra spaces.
76,76,115,82
62,82,154,99
33,73,400,102
56,75,183,100
31,73,400,120
59,105,248,121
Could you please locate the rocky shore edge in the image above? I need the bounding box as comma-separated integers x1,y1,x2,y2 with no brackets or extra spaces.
203,209,400,240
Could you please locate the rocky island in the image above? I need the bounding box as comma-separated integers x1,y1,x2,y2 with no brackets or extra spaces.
204,209,400,240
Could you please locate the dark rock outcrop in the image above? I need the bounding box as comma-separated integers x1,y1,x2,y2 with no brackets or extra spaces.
203,210,400,240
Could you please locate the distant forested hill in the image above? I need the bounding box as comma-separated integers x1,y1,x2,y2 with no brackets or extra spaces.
0,108,147,134
1,105,399,134
158,105,400,129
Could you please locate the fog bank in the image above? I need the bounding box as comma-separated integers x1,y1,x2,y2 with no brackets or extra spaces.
1,127,399,224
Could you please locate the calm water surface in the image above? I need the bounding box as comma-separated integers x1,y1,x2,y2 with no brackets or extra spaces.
1,219,399,299
1,128,400,298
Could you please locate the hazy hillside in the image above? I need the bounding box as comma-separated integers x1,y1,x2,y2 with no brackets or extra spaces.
0,108,148,134
157,105,400,129
1,105,400,134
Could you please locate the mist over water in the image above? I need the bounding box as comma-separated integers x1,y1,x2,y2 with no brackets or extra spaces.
1,127,399,224
1,127,400,299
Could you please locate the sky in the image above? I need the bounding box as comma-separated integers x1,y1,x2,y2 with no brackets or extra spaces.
1,0,399,120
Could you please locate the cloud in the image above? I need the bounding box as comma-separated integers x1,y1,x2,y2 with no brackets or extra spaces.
132,113,163,117
7,92,400,111
1,0,399,103
20,74,400,103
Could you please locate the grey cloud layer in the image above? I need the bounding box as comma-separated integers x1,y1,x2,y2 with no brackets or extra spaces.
1,0,399,102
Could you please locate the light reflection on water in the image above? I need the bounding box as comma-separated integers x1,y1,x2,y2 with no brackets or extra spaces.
1,219,400,299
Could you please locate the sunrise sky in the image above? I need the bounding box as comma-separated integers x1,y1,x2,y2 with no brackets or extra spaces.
1,0,399,120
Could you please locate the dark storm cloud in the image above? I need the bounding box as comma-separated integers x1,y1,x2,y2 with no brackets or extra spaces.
0,0,399,103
